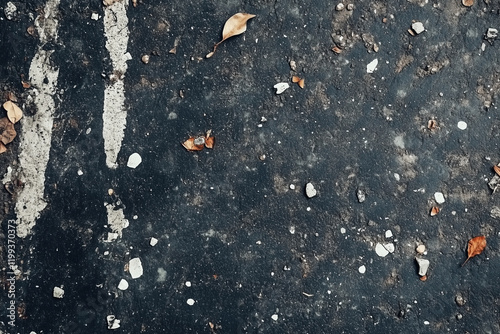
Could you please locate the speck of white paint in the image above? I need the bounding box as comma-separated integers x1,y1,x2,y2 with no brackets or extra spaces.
129,258,143,279
367,58,378,73
127,153,142,168
185,281,191,287
117,279,129,290
271,314,278,321
358,265,366,274
150,237,158,246
157,267,167,282
105,203,129,239
393,135,405,149
394,173,400,181
187,298,195,306
457,121,467,130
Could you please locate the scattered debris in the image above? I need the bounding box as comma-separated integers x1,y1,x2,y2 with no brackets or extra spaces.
434,192,445,204
274,82,290,94
457,121,467,130
347,3,354,11
127,153,142,168
4,2,16,20
106,315,121,330
53,286,64,299
331,46,342,54
117,279,129,291
375,243,394,257
305,182,317,198
289,60,297,71
358,265,366,274
292,76,305,89
430,206,439,216
427,119,437,130
455,293,466,306
103,0,121,6
335,3,345,11
129,258,143,279
366,59,378,73
385,230,393,238
415,257,430,276
462,0,474,6
206,13,256,58
462,236,486,266
182,130,214,151
0,117,17,149
141,54,150,64
3,100,23,123
416,244,426,254
411,22,425,35
356,189,366,203
485,28,498,40
494,165,500,177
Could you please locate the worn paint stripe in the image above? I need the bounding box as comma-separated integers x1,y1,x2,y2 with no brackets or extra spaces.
103,0,130,169
15,0,60,238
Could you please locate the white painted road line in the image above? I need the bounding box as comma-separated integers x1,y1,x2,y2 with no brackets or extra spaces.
15,0,61,238
103,0,130,169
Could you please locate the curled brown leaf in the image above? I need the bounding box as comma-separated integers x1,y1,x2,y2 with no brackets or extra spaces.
462,236,486,266
207,13,256,57
0,117,16,145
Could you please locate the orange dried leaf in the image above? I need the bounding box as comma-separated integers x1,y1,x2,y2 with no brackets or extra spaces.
0,117,16,145
298,78,305,89
462,236,486,266
3,101,23,124
493,165,500,176
205,136,214,149
292,76,301,83
21,81,31,89
182,137,204,151
0,142,6,154
332,46,342,54
430,206,439,216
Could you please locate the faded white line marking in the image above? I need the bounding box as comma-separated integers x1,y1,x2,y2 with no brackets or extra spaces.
103,0,130,169
15,0,60,238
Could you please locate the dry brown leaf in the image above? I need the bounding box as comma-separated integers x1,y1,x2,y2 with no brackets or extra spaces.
332,46,342,54
298,78,305,89
430,206,439,216
0,142,6,154
206,13,256,58
3,101,23,124
292,76,305,89
292,76,300,83
462,236,486,266
494,165,500,176
205,136,214,149
21,81,30,89
182,137,204,151
0,118,16,145
7,92,17,102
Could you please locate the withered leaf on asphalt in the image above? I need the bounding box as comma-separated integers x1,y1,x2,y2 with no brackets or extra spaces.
206,13,256,58
182,131,215,151
0,143,6,154
292,76,305,89
429,206,439,216
0,117,16,145
182,137,204,151
493,165,500,177
3,101,23,124
462,236,486,266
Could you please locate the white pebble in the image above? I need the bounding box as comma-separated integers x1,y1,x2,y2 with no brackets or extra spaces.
289,184,295,190
335,3,345,11
129,258,143,279
366,58,378,73
416,245,426,254
358,265,366,274
77,169,83,176
375,243,390,257
271,314,279,321
117,279,129,291
412,22,425,34
416,258,430,276
434,192,445,204
53,286,64,299
340,227,346,234
305,182,317,198
457,121,467,130
385,230,393,238
187,298,195,306
185,281,191,287
107,315,121,330
273,82,290,94
127,153,142,168
289,226,295,234
91,12,99,20
150,237,158,246
383,243,395,253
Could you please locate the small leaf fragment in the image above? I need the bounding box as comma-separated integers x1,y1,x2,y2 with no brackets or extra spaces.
204,130,214,148
298,78,305,89
332,46,342,54
292,76,305,89
0,118,16,145
462,236,486,266
292,76,301,83
182,137,204,151
3,101,23,124
430,206,439,216
493,165,500,177
0,142,6,154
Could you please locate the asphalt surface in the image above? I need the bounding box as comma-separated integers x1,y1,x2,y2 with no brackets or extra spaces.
1,0,500,333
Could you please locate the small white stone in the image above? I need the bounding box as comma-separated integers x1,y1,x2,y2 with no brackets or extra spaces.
416,258,430,276
289,184,295,190
271,314,279,321
127,153,142,168
77,169,83,176
375,243,390,257
416,244,426,254
394,173,400,181
383,243,395,253
289,226,295,234
358,265,366,274
412,22,425,34
91,12,99,20
367,58,378,73
423,321,430,325
150,237,158,246
187,298,195,306
340,227,346,234
185,281,191,287
117,279,129,290
53,286,64,299
335,3,345,11
385,230,393,238
434,192,445,204
457,121,467,130
4,2,17,20
274,82,290,94
305,182,317,198
129,258,143,279
107,315,121,330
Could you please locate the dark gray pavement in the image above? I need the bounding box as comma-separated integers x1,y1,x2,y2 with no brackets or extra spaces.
1,0,500,333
